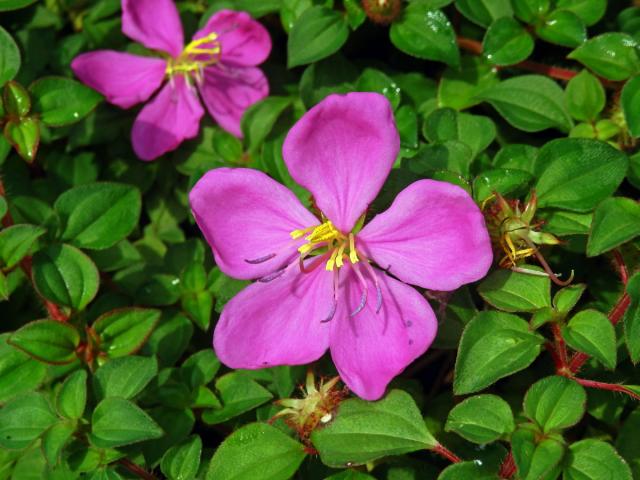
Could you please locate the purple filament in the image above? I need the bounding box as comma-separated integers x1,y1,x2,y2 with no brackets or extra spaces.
245,253,276,264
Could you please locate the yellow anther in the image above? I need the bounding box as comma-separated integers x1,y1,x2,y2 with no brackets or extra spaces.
348,234,359,264
307,221,342,244
335,243,346,268
291,226,314,239
326,249,339,271
165,32,221,78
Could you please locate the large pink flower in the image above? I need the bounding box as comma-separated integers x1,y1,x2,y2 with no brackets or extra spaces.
189,92,493,400
71,0,271,161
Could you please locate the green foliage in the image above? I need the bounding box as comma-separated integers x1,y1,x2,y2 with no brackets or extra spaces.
0,0,639,478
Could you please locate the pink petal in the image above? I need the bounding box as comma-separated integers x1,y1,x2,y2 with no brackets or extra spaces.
71,51,166,109
131,76,204,161
122,0,184,57
198,65,268,138
330,265,437,400
189,168,318,280
194,9,271,67
282,92,399,233
358,179,493,291
214,263,332,368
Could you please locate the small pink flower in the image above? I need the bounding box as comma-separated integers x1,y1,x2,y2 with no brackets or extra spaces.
189,92,493,400
71,0,271,161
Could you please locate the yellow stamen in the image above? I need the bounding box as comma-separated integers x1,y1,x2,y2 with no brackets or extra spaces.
335,243,346,268
165,32,221,77
291,220,361,271
326,249,339,271
348,233,359,264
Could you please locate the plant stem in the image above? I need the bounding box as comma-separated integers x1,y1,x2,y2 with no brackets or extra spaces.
499,450,517,479
573,378,640,401
456,36,618,88
117,459,158,480
432,443,462,463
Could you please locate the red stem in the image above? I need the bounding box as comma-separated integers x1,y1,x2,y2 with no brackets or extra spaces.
573,378,640,401
456,37,618,88
0,178,69,322
117,459,158,480
551,324,569,369
432,444,462,463
613,250,629,285
499,451,517,479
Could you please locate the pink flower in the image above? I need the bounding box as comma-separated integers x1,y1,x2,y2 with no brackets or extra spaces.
71,0,271,161
189,92,493,400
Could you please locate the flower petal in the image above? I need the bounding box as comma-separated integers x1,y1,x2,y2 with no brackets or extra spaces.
214,263,332,369
358,179,493,291
283,92,399,233
198,65,268,138
122,0,184,57
330,265,437,400
131,76,204,161
71,51,166,109
189,167,318,280
194,9,271,66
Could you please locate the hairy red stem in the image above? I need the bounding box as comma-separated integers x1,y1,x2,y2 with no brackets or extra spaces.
456,37,618,88
499,451,517,479
117,459,158,480
432,444,462,463
573,378,640,401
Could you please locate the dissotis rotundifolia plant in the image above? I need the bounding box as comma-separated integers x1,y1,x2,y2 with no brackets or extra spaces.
72,0,270,160
189,92,492,400
1,0,640,478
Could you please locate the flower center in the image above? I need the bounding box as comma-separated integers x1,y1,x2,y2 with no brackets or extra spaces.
165,32,221,79
290,220,359,271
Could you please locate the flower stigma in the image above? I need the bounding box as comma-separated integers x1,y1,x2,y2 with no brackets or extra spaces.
165,32,221,83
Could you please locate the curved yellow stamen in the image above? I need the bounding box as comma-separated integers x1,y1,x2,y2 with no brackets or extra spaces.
165,32,221,77
291,220,359,271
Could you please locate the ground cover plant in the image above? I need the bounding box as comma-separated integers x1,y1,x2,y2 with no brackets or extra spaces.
0,0,639,479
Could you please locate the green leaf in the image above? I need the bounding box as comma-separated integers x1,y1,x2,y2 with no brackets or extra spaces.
524,376,587,432
534,138,628,212
535,9,586,48
423,109,496,159
568,33,640,81
587,197,640,257
42,421,75,466
181,350,220,390
483,17,534,66
207,423,306,480
93,355,158,400
0,392,57,449
511,425,565,480
390,4,459,67
0,336,47,404
0,26,20,84
160,435,202,480
4,116,39,162
445,394,515,444
565,70,606,122
565,440,632,480
93,308,160,358
56,369,87,420
512,0,550,23
0,0,37,11
473,168,533,203
624,273,640,363
438,461,497,479
438,56,499,110
287,6,349,67
202,372,273,424
32,244,99,310
562,309,617,369
553,283,586,314
557,0,607,26
3,80,30,116
54,182,142,250
30,77,102,127
478,268,551,312
356,68,401,110
90,397,163,448
622,75,640,137
454,311,544,394
312,390,437,467
0,224,45,268
476,75,572,132
538,209,592,236
8,320,80,364
455,0,513,27
241,96,292,153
